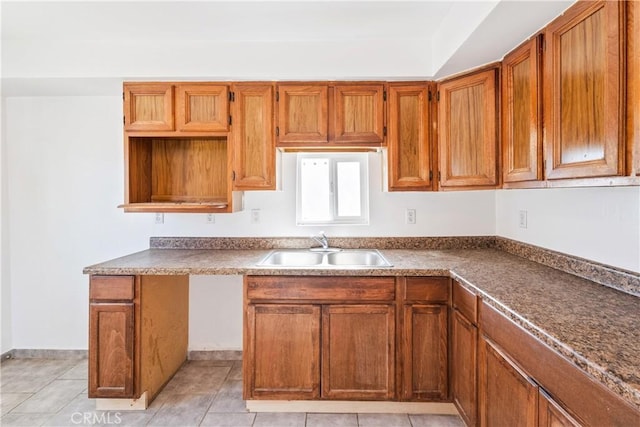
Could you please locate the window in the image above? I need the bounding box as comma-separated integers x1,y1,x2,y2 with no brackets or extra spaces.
296,153,369,225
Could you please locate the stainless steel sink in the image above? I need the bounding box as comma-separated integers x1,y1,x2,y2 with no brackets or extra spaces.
256,249,393,268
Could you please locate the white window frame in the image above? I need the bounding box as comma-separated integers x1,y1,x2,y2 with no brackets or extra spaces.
296,152,369,226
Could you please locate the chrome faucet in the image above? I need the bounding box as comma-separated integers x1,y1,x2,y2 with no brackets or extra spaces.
311,231,329,250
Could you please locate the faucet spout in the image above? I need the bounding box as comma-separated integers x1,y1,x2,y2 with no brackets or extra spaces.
310,231,329,250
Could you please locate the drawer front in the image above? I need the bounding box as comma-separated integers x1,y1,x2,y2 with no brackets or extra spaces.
246,276,395,301
452,280,477,324
404,277,450,303
90,276,135,301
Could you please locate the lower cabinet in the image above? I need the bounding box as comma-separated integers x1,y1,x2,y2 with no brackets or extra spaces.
451,309,477,425
538,389,582,427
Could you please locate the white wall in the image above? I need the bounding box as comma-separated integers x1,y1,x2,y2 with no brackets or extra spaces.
496,187,640,273
3,95,496,351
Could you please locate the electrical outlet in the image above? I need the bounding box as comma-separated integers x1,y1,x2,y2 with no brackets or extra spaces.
406,208,416,225
519,210,528,228
206,214,215,224
251,209,260,224
154,213,164,225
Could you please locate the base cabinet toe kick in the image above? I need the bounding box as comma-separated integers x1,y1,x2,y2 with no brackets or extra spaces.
88,274,189,409
88,274,640,425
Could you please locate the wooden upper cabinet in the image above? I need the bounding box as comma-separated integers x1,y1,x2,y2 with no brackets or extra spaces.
543,0,624,179
502,36,543,183
387,83,433,191
629,0,640,176
231,84,276,190
277,84,329,144
124,83,174,131
438,67,499,188
333,84,385,144
175,84,229,132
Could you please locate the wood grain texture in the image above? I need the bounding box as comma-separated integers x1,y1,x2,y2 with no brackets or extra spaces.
628,0,640,176
478,335,538,427
322,304,395,400
502,36,542,183
333,84,385,144
247,304,321,399
451,309,478,427
452,281,478,325
126,137,152,204
403,277,449,303
89,302,135,398
277,84,329,144
231,83,276,190
175,84,229,132
246,276,395,302
124,83,174,131
138,275,188,403
544,0,624,179
90,276,134,301
387,83,432,190
402,304,448,400
538,389,582,427
438,67,498,188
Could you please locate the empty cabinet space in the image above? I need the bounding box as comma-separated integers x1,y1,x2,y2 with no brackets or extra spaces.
123,137,232,212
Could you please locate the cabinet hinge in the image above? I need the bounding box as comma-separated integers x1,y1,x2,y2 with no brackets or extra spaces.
123,116,125,125
229,116,232,126
383,90,387,101
276,126,280,137
438,171,441,181
429,170,433,181
383,126,387,137
276,91,279,102
122,92,125,101
232,171,236,181
229,92,235,102
428,91,432,102
437,91,440,102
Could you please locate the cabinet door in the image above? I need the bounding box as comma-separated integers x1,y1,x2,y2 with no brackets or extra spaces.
175,84,229,132
543,0,624,179
452,310,478,427
438,68,498,188
124,83,174,131
322,304,395,400
277,84,329,145
502,36,542,183
232,84,276,190
245,304,321,399
387,84,432,190
89,302,135,398
538,389,582,427
333,84,385,144
478,336,538,427
402,304,448,400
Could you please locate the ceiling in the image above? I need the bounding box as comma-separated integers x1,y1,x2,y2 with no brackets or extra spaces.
1,0,575,96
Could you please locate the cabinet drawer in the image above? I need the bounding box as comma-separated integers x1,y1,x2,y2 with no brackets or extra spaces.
404,277,449,303
90,276,135,301
246,276,395,301
452,280,477,324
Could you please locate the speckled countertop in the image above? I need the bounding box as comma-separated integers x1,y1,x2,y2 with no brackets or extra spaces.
83,237,640,412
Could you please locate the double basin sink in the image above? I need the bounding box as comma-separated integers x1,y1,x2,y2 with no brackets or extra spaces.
256,248,393,268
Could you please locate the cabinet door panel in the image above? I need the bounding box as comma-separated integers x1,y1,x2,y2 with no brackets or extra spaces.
452,310,478,427
403,304,448,400
124,83,174,131
89,303,135,398
277,84,328,144
544,0,623,179
175,84,229,132
322,304,395,400
246,304,320,399
232,84,276,190
628,0,640,176
438,69,498,187
502,37,542,183
539,389,583,427
333,85,385,144
478,336,538,427
388,84,432,190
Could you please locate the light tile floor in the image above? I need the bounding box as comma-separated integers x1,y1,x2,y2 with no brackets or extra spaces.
0,358,465,427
